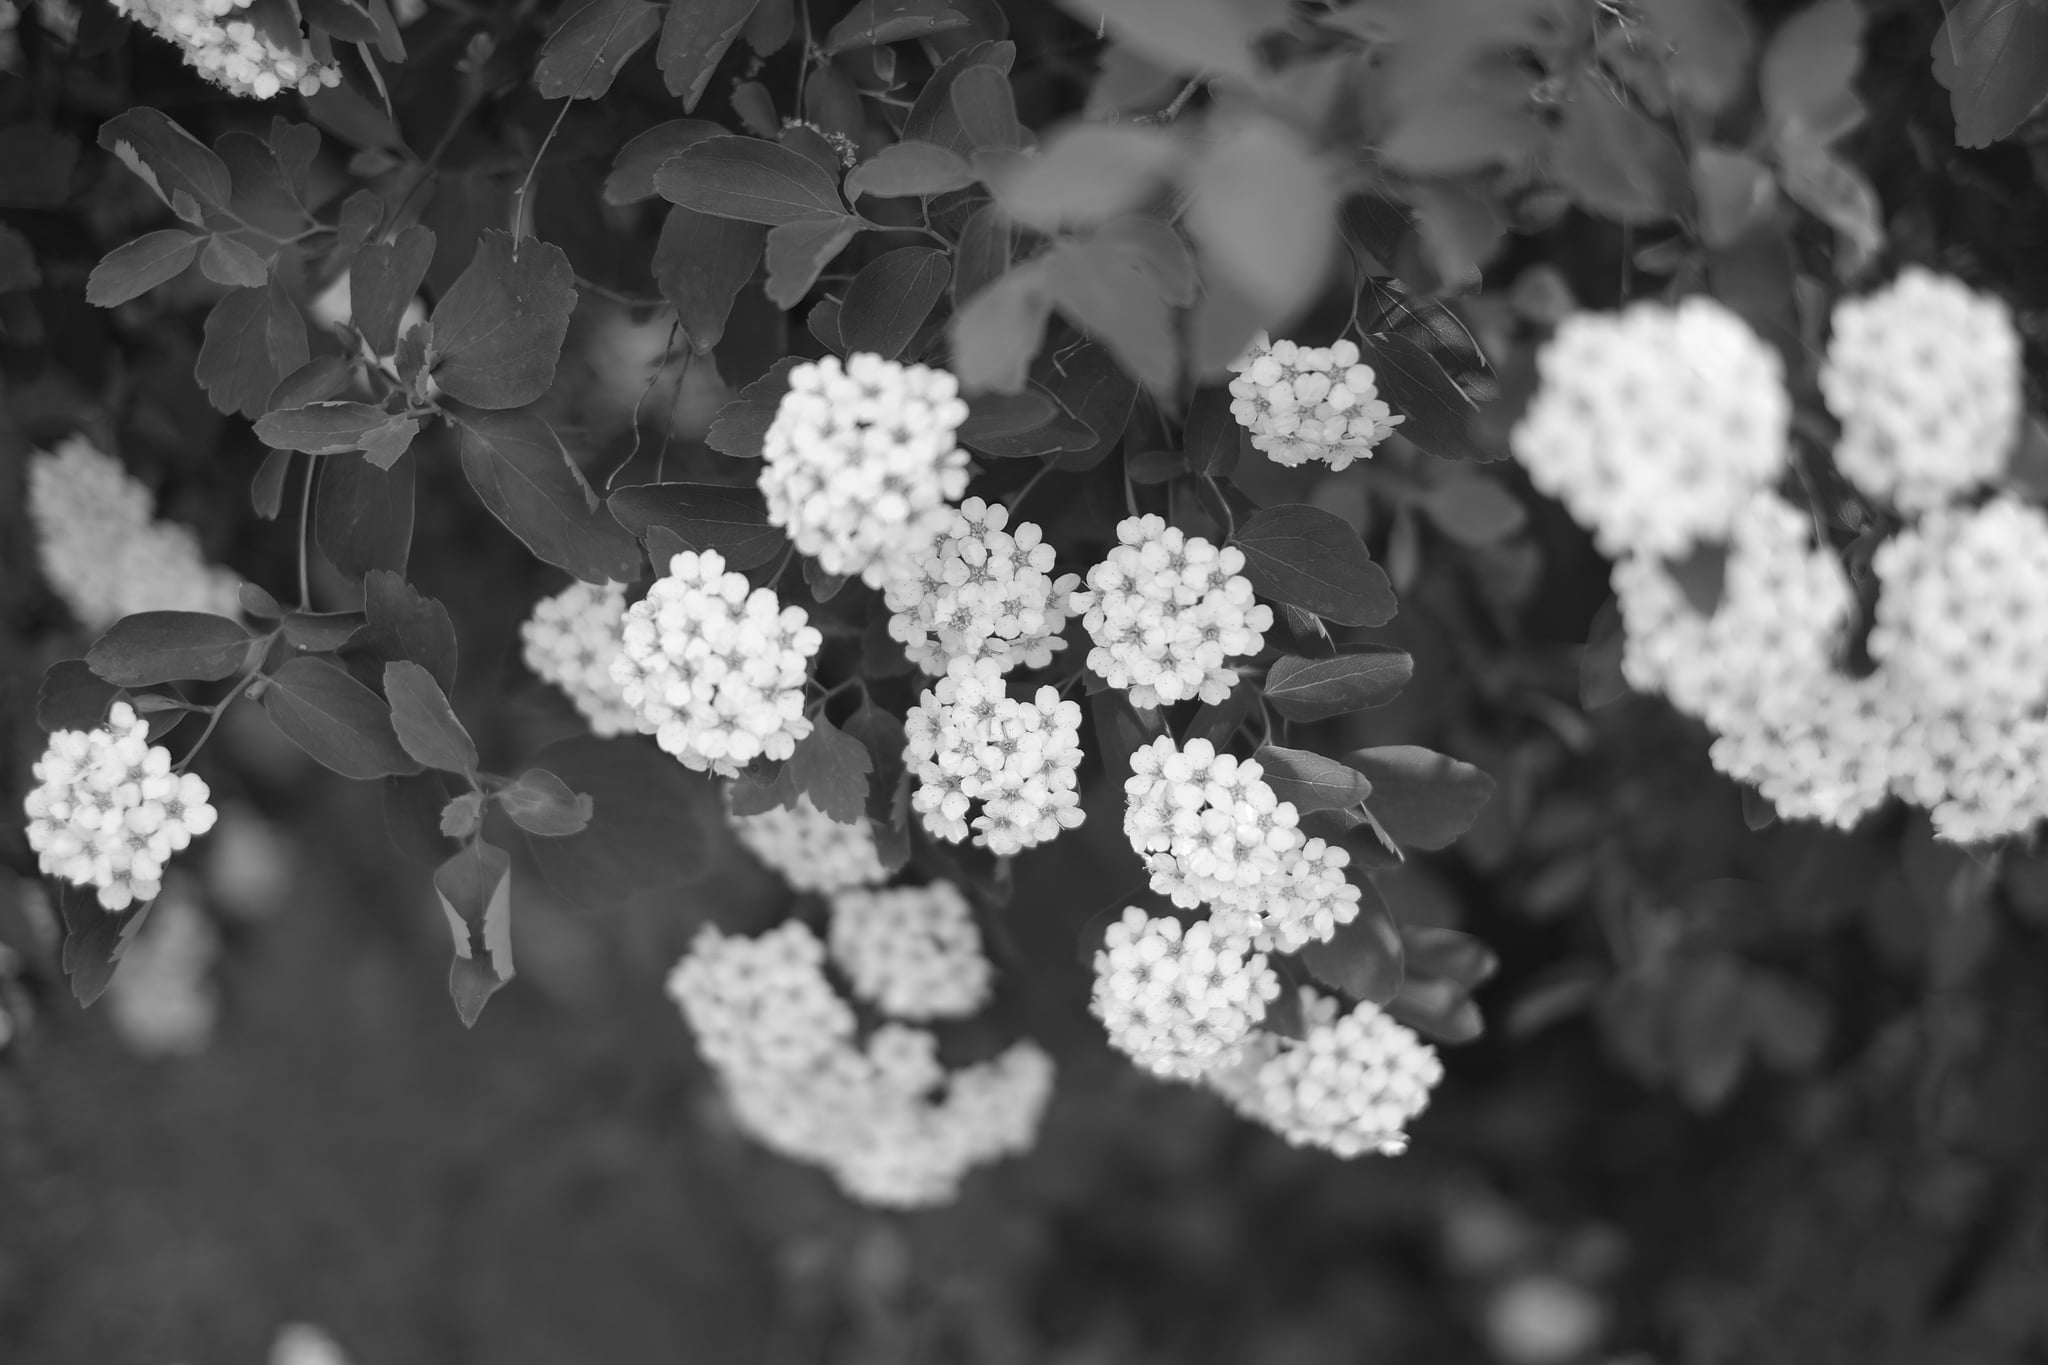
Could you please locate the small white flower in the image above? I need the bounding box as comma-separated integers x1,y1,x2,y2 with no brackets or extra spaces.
1091,908,1280,1079
729,791,889,893
106,0,341,99
521,580,639,737
828,881,991,1020
1071,514,1273,710
610,550,822,778
1227,333,1404,470
1123,735,1302,910
884,498,1081,675
904,657,1087,854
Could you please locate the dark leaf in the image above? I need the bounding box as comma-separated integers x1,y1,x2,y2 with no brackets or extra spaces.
1182,385,1240,477
302,0,382,43
499,768,595,836
1185,113,1335,318
239,583,285,620
1126,447,1183,484
85,229,202,308
808,297,844,352
87,613,251,687
745,0,795,52
1389,978,1485,1045
1040,336,1137,467
98,108,232,213
197,280,309,419
841,697,911,872
198,234,269,288
657,0,762,109
1419,474,1525,545
1071,0,1261,82
949,65,1025,150
521,735,720,902
1579,600,1629,710
843,140,977,198
1300,880,1405,1005
1254,743,1374,813
251,449,292,519
654,206,766,354
705,356,801,457
764,213,863,308
991,123,1179,232
782,714,874,823
1042,234,1176,393
383,661,478,774
58,884,153,1008
434,838,514,1027
360,417,422,472
359,569,460,693
317,448,415,580
904,40,1015,153
253,401,392,455
958,388,1059,445
952,202,1011,302
838,247,951,359
1233,504,1397,627
1347,745,1495,851
607,482,786,568
280,611,367,653
1264,649,1413,722
452,407,643,583
428,230,577,410
535,0,664,99
441,791,485,839
1185,678,1256,748
1359,332,1486,462
1777,132,1883,275
824,0,967,53
37,660,121,733
267,356,354,411
655,134,846,224
1932,0,2048,147
261,656,422,780
604,119,725,203
350,223,434,356
1401,925,1498,990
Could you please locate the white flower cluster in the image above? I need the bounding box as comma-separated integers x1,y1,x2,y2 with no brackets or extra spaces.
23,703,218,912
884,498,1080,675
521,580,638,737
610,550,822,777
668,922,1052,1207
1820,267,2021,512
1090,908,1280,1078
1207,836,1363,954
759,353,971,589
1511,297,1790,558
108,0,341,100
904,657,1086,854
827,882,991,1020
729,791,888,893
1207,991,1442,1158
1227,334,1405,470
1123,737,1302,907
1071,514,1273,710
104,881,219,1058
28,437,242,631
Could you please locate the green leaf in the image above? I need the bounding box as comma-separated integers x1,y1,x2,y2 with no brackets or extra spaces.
535,0,664,99
1185,113,1335,319
434,838,514,1027
428,230,577,410
784,714,874,824
57,883,155,1008
302,0,383,43
844,140,978,198
1759,0,1864,144
281,611,367,653
87,612,251,687
763,213,864,308
1691,146,1779,248
37,660,121,734
262,656,423,780
520,735,719,903
253,401,392,455
360,416,422,472
251,449,293,520
197,280,309,420
1635,0,1753,115
948,66,1025,150
358,569,459,694
1254,743,1374,813
1548,70,1686,224
1346,745,1495,851
1776,132,1883,276
316,447,415,580
958,389,1060,447
1358,332,1486,463
1299,880,1404,1005
657,0,762,109
383,661,478,775
268,356,354,411
1041,233,1177,394
1233,504,1397,627
85,229,202,307
350,223,434,356
98,108,232,214
949,262,1053,394
654,134,847,224
835,246,950,360
1264,649,1413,722
604,119,726,203
1932,0,2048,147
451,407,643,584
1418,474,1525,545
705,356,801,457
990,122,1180,232
198,233,268,288
441,791,485,839
1094,213,1195,306
824,0,968,53
840,697,911,871
1039,338,1138,468
654,206,766,353
607,481,786,568
1401,925,1498,991
1068,0,1262,82
499,768,595,836
904,40,1015,153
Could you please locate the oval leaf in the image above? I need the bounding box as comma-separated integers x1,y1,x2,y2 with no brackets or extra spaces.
316,447,415,581
534,0,663,100
428,230,576,410
499,767,595,836
1264,649,1414,722
824,0,968,53
1233,504,1397,627
1346,745,1496,852
838,246,950,360
452,408,643,584
1253,743,1373,813
253,401,392,455
654,134,847,225
87,612,251,687
86,229,201,307
844,140,977,198
261,656,422,780
383,660,478,774
607,482,785,569
1358,331,1487,462
520,735,719,902
434,838,514,1027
